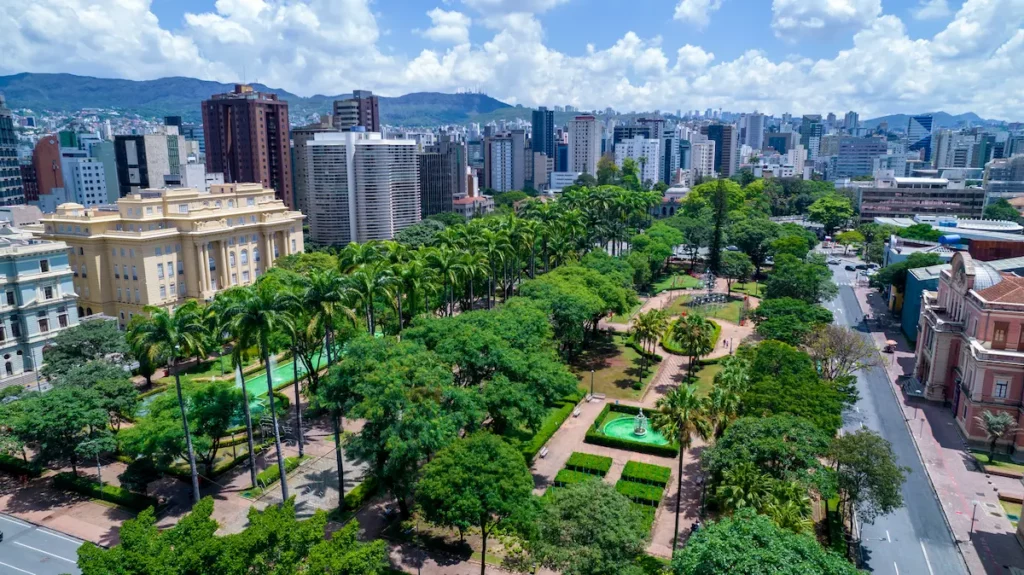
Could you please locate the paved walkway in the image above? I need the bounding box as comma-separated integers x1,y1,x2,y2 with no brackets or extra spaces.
853,286,1024,574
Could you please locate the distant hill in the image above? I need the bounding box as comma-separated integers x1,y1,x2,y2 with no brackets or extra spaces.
0,72,513,126
860,111,996,130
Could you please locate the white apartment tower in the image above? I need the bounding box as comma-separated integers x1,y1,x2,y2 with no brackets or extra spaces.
614,136,660,185
306,132,420,245
488,134,515,192
568,115,601,176
690,139,717,179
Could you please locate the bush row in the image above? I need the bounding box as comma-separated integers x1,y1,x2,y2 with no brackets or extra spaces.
0,453,42,478
633,502,657,533
621,461,671,487
53,472,159,512
660,319,721,356
554,469,600,488
343,476,378,511
615,479,665,507
624,337,664,363
256,455,307,487
584,405,679,458
519,398,579,462
565,452,613,476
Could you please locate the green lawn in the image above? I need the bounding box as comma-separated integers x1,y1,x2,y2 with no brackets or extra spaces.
573,334,658,400
693,363,722,397
664,295,745,324
972,452,1024,474
610,301,644,324
652,273,704,294
1000,498,1021,527
730,281,765,297
157,355,243,385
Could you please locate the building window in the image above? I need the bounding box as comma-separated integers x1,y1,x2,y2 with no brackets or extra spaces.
129,249,134,258
157,264,165,279
178,204,188,213
114,264,120,279
58,312,68,329
229,252,236,267
37,312,49,333
178,261,184,275
170,283,176,296
11,318,19,338
247,197,255,206
254,248,260,262
43,286,53,300
80,265,86,278
117,287,122,301
135,289,140,303
132,265,138,280
39,259,49,273
995,379,1009,399
291,239,296,252
156,247,163,256
5,292,13,306
242,270,250,283
240,250,248,265
78,247,84,255
159,286,167,299
993,321,1009,350
231,273,238,286
178,283,185,295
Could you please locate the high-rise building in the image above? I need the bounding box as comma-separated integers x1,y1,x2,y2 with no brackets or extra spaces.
743,113,766,150
419,136,468,218
765,132,797,155
907,114,934,163
834,136,888,179
612,124,651,145
485,133,516,192
661,136,681,185
614,136,660,184
291,121,338,215
569,116,601,176
31,135,63,199
690,139,716,179
844,111,860,132
703,124,739,177
0,96,24,206
113,132,187,198
20,164,38,203
332,90,381,132
202,85,293,208
181,124,205,155
40,184,304,326
305,132,420,245
556,142,569,173
799,115,824,160
531,107,555,159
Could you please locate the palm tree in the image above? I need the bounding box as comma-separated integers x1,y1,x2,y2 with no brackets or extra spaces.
671,314,715,379
479,228,510,308
279,305,313,458
396,257,436,323
425,247,460,316
651,384,712,550
458,250,488,312
703,385,740,439
127,302,210,504
221,284,299,500
764,499,814,534
714,462,771,513
346,262,394,335
304,269,352,369
630,309,668,384
975,410,1020,457
338,241,381,273
715,355,751,393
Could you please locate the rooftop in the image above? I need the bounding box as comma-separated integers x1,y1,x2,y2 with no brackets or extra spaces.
894,177,949,185
976,275,1024,304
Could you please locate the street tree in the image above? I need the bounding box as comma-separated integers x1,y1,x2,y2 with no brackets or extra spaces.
765,254,838,304
830,429,909,524
974,410,1020,457
834,230,865,255
13,385,108,474
807,194,853,236
719,251,754,294
750,297,834,346
417,433,534,575
42,319,131,378
59,360,139,431
729,218,779,275
984,198,1020,223
805,324,880,382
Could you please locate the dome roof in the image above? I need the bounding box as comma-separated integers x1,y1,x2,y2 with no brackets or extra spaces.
973,261,1004,290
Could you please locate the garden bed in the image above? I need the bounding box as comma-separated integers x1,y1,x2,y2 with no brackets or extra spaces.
584,404,679,458
660,319,722,357
0,453,42,478
565,452,613,476
971,452,1024,478
615,478,665,507
554,469,602,488
572,334,657,400
242,455,310,498
621,461,671,487
53,472,159,512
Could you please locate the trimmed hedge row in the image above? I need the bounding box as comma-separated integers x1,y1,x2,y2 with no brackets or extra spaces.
53,472,159,512
615,479,665,507
554,468,600,488
621,461,671,487
343,477,378,511
256,455,307,487
565,452,613,476
0,453,42,478
624,337,664,363
634,502,657,533
660,319,721,356
583,404,679,458
518,388,586,462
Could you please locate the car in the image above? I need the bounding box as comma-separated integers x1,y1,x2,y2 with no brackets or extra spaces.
855,264,869,270
868,263,880,270
726,245,740,252
827,258,840,265
845,264,857,271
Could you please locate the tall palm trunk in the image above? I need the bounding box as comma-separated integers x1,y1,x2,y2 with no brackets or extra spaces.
237,365,258,489
396,286,404,332
262,351,289,500
173,366,201,503
674,441,685,550
292,345,304,458
333,410,346,510
468,276,474,310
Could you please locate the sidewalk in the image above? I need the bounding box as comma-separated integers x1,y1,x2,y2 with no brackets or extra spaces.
854,286,1024,574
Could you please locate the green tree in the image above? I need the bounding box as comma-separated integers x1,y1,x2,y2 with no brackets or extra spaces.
765,254,838,304
670,314,715,379
807,194,853,236
896,223,942,242
273,251,340,275
804,324,880,382
672,509,858,575
770,235,811,260
984,198,1020,222
750,297,834,346
128,302,209,504
729,218,779,275
597,153,620,185
42,319,131,379
834,230,864,256
870,252,944,292
417,433,534,575
59,361,140,431
652,384,711,550
427,211,467,227
708,179,730,273
830,429,909,525
974,410,1019,457
394,219,447,247
493,190,529,208
666,209,712,271
532,480,648,575
11,385,108,474
630,309,670,382
719,251,754,294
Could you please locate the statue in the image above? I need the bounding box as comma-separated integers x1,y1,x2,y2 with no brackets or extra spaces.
633,408,648,437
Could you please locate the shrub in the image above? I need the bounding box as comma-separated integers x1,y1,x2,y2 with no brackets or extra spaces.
634,503,657,533
621,461,671,487
519,400,577,462
554,469,600,488
137,384,169,399
625,337,664,363
0,453,42,478
565,452,613,476
53,472,159,512
583,404,679,458
256,455,307,487
211,443,267,477
661,319,721,356
343,477,379,510
615,480,665,507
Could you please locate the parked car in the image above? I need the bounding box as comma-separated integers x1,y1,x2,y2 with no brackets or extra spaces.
827,258,840,265
726,245,740,252
868,263,880,269
845,264,857,271
855,264,869,270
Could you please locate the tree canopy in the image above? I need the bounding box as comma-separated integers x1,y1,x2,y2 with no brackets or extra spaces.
983,198,1020,223
42,319,132,378
765,254,838,304
870,252,944,292
807,194,853,236
750,297,834,346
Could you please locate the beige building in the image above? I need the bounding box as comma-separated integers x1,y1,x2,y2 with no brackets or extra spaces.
37,183,304,328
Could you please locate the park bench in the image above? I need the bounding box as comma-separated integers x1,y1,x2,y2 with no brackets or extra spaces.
539,447,550,458
572,406,582,418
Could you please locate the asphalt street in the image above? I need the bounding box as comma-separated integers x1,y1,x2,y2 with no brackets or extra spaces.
0,514,82,575
825,256,968,575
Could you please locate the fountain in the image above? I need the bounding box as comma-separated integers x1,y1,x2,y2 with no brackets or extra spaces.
633,408,648,437
601,409,670,446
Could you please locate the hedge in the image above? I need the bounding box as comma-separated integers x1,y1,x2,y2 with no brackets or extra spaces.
660,319,721,357
565,452,613,476
634,502,657,533
0,453,42,478
343,477,378,510
53,472,159,512
518,393,584,462
211,443,268,477
256,455,307,487
137,384,170,399
583,404,679,458
554,469,601,488
621,461,671,487
615,479,665,507
625,337,664,363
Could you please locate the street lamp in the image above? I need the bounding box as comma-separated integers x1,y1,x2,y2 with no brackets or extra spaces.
590,369,595,397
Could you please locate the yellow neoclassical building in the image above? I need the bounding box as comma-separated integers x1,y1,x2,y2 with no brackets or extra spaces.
36,183,304,328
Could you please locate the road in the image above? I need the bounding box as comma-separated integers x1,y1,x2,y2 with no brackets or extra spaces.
0,514,82,575
824,255,968,575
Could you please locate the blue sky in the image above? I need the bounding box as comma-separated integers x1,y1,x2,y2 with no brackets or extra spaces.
2,0,1022,119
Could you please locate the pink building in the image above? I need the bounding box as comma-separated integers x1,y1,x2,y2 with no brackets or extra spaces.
916,251,1024,458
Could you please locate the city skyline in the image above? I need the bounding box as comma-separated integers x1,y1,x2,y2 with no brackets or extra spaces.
1,0,1021,120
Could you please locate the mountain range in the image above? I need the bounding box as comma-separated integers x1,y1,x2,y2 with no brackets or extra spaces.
0,72,1008,128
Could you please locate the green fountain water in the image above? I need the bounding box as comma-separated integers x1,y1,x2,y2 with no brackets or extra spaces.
601,412,670,446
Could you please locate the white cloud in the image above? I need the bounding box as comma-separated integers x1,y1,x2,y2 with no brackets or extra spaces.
673,0,723,29
913,0,952,20
771,0,881,37
422,8,472,44
1,0,1023,120
460,0,568,14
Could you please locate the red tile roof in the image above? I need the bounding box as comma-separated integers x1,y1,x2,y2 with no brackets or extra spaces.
976,274,1024,304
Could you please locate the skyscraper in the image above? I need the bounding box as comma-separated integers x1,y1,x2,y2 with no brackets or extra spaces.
291,120,338,215
834,136,888,179
569,116,600,176
31,135,63,199
485,133,516,192
743,113,765,150
333,90,381,132
114,132,187,198
0,96,25,205
799,115,824,160
844,111,860,132
531,107,555,159
419,136,468,217
702,124,739,177
614,136,660,184
202,84,293,208
907,114,934,163
306,132,419,245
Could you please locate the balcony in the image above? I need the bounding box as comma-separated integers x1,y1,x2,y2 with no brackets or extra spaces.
923,304,963,333
969,338,1024,366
